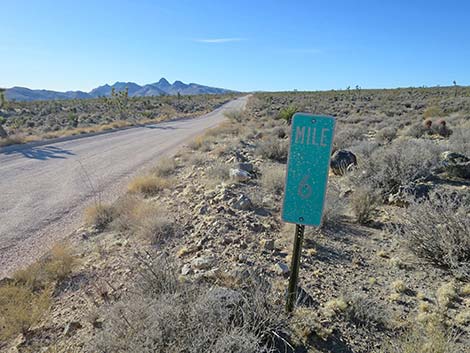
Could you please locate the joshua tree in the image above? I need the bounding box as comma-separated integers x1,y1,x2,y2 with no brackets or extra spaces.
0,88,7,138
453,80,458,97
110,87,129,120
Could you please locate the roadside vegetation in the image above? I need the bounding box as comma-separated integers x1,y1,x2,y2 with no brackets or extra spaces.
0,92,237,147
1,86,469,352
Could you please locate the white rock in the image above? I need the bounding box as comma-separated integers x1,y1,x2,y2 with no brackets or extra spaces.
229,168,251,182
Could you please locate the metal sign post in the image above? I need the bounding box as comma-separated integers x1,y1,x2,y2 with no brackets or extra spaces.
282,113,336,312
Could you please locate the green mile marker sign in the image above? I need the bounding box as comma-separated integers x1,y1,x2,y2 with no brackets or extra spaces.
282,113,336,227
282,113,336,312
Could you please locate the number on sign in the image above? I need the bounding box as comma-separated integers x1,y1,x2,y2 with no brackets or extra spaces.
297,175,313,199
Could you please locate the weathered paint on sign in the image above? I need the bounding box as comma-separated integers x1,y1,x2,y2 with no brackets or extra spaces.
282,113,336,226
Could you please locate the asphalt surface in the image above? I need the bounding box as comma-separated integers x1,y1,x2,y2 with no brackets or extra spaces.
0,96,248,277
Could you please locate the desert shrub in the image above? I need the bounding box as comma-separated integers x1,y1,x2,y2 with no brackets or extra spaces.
277,105,297,124
261,165,285,195
447,121,470,154
152,157,177,177
42,244,76,282
206,162,231,182
423,105,443,119
290,308,332,345
84,203,115,230
224,109,245,123
128,175,171,196
272,126,287,139
402,122,428,138
393,196,470,278
112,195,178,244
321,181,346,230
343,292,391,329
0,284,51,340
375,126,398,143
13,243,75,292
354,139,441,196
431,120,453,137
350,140,380,160
349,185,380,224
255,138,288,163
188,135,214,152
333,125,367,150
89,257,286,353
382,316,459,353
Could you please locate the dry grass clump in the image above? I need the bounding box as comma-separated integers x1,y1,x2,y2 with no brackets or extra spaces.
128,175,171,196
382,316,459,353
349,185,381,224
0,135,29,147
0,284,51,340
320,181,346,230
206,162,231,183
0,243,76,340
375,126,398,143
89,256,286,353
83,203,115,230
290,308,332,345
112,195,179,244
152,157,177,177
342,292,392,329
224,109,245,123
261,165,285,195
188,135,215,152
255,138,288,163
436,282,458,308
13,243,76,290
393,197,470,278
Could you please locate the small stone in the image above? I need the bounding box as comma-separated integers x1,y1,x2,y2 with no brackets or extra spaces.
238,254,248,262
274,262,289,276
63,321,82,337
330,150,357,176
232,195,253,211
260,239,275,251
191,256,215,270
181,264,191,275
440,151,470,179
229,168,251,182
238,162,254,173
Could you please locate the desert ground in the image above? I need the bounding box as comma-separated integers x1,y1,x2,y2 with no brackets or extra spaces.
0,87,469,353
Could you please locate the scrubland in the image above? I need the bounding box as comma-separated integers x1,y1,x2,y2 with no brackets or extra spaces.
1,87,469,352
0,94,236,147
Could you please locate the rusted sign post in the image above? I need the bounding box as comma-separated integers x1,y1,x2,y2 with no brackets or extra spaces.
282,113,336,312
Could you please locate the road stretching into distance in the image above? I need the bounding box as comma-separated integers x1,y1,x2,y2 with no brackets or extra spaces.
0,96,248,278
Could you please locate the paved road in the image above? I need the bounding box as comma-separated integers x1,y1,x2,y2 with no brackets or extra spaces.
0,96,248,277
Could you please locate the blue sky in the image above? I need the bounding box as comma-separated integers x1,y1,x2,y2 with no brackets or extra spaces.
1,0,469,92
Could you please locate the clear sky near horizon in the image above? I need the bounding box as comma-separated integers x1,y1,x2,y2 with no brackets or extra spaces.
1,0,469,92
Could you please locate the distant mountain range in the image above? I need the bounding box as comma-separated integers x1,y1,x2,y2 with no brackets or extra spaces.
5,78,236,101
